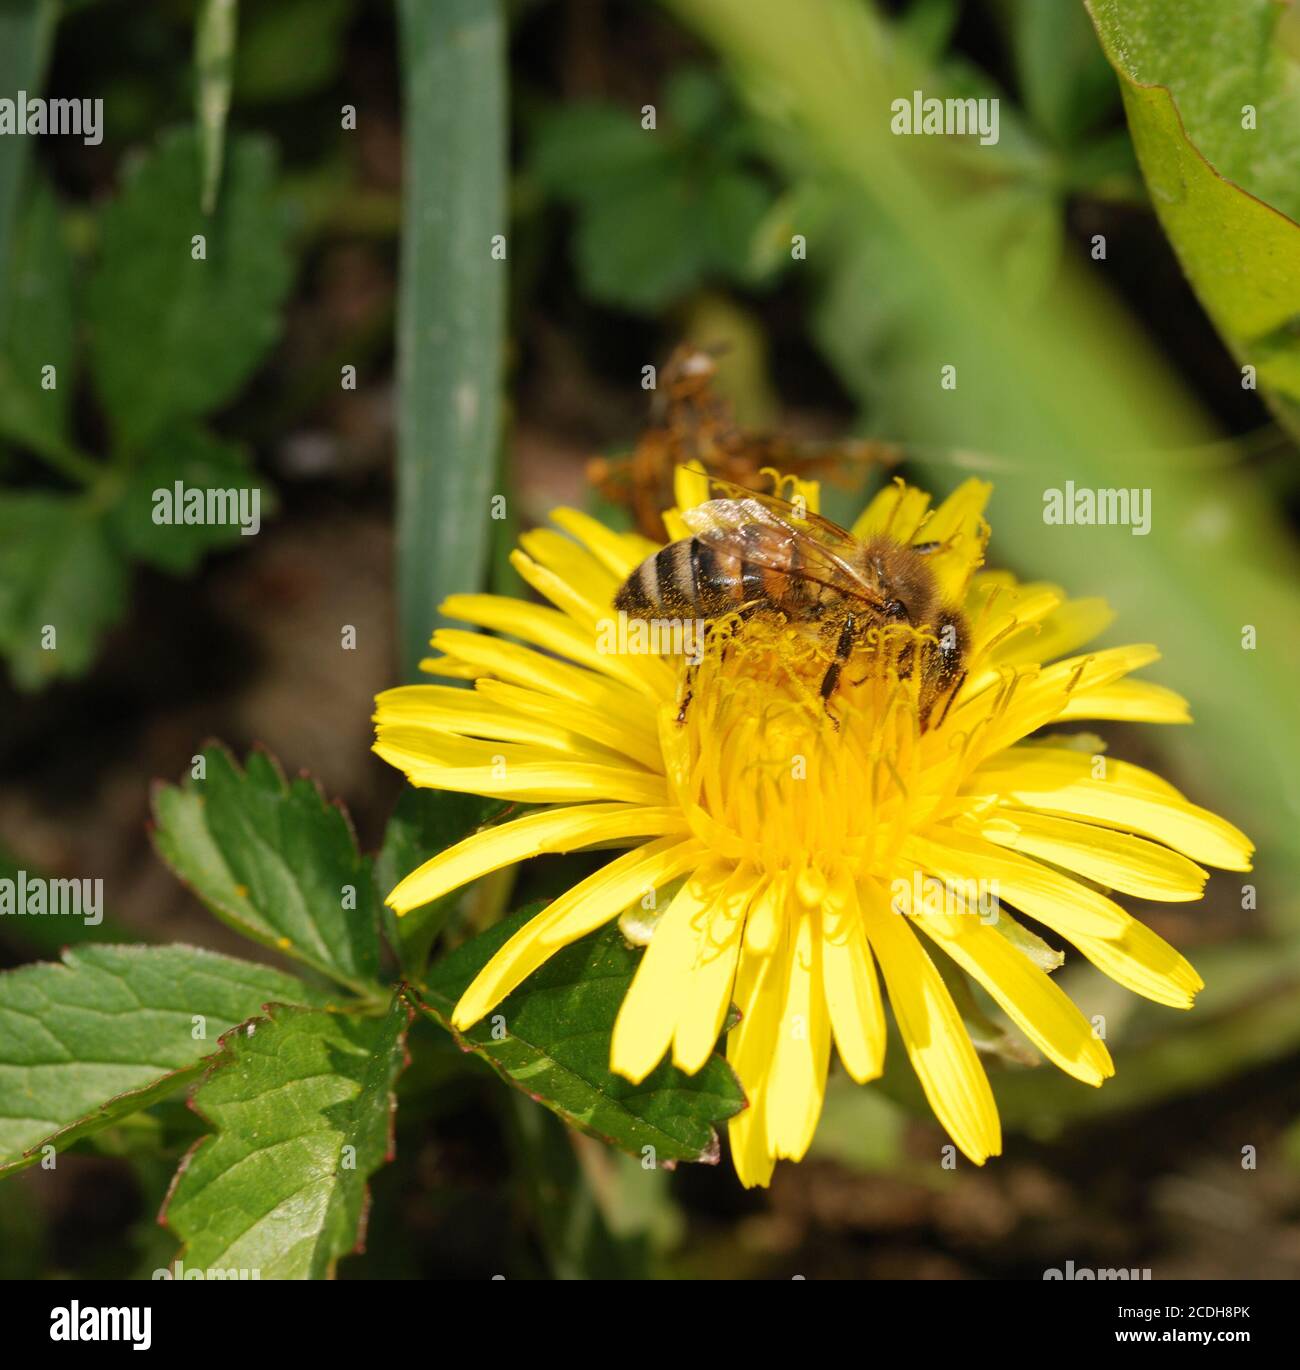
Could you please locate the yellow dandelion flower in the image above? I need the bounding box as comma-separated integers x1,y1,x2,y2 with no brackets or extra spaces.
374,468,1253,1187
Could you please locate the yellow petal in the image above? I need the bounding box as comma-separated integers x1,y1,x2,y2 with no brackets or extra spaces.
550,506,658,581
764,910,831,1162
672,867,756,1074
673,463,712,513
475,677,663,770
969,748,1254,870
387,803,687,914
430,628,645,713
906,829,1131,939
819,869,886,1083
374,682,625,759
914,477,992,604
972,646,1162,757
1056,678,1191,725
986,596,1114,668
538,836,704,945
860,878,1001,1164
451,837,699,1028
611,863,728,1084
726,941,784,1189
906,892,1114,1086
1067,918,1203,1009
850,478,932,542
374,727,668,805
909,830,1205,1009
977,810,1207,902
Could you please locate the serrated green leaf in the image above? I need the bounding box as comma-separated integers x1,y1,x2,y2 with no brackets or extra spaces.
104,423,274,573
163,996,410,1279
151,745,382,992
0,944,329,1175
413,905,746,1165
0,493,128,690
0,175,74,454
374,787,511,974
1086,0,1300,415
88,127,292,451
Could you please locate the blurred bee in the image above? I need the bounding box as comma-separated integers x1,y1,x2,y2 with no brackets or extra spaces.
614,475,968,727
587,345,906,541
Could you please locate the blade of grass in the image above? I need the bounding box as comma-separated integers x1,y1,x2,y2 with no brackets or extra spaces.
395,0,507,680
0,0,56,331
194,0,238,215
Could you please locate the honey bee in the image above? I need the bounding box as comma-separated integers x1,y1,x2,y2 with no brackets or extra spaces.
614,475,969,727
587,345,905,541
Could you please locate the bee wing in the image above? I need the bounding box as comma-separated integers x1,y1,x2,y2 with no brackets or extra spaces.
680,495,887,610
685,474,868,545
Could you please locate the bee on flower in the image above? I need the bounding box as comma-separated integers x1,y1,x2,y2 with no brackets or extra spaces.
373,465,1252,1187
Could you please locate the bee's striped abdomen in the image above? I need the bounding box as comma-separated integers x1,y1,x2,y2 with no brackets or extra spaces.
615,537,748,619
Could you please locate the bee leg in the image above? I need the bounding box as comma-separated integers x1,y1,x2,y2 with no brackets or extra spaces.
931,668,967,730
676,664,699,725
818,614,857,729
818,663,842,731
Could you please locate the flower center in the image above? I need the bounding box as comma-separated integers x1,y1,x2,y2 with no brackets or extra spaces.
661,616,955,879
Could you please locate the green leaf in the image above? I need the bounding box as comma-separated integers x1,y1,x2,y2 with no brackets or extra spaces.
374,787,511,974
531,104,664,201
151,745,382,992
1086,0,1300,414
163,996,410,1279
529,85,778,313
0,493,128,690
104,424,274,574
573,175,710,312
0,175,74,455
0,944,329,1176
897,0,959,67
87,127,292,452
413,905,746,1165
236,0,355,104
1008,0,1119,146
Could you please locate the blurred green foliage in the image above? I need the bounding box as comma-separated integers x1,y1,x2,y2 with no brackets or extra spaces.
530,67,781,312
0,128,287,688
